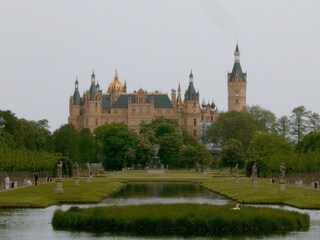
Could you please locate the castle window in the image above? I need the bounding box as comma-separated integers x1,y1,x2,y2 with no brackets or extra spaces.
138,97,143,104
211,116,213,122
194,118,197,126
95,118,98,126
139,106,143,113
193,130,197,137
132,106,135,113
146,106,150,114
236,91,239,97
236,99,239,104
86,118,88,126
201,116,204,121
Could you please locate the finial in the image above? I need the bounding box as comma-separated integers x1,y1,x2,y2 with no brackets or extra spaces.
115,68,118,80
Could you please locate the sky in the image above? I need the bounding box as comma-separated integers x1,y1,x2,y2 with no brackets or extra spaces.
1,0,320,131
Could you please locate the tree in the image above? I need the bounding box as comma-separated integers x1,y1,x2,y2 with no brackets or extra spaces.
48,124,80,161
158,133,183,169
276,115,291,139
308,112,320,132
94,123,137,171
206,111,257,151
135,134,153,168
246,105,277,132
179,145,198,170
297,132,320,153
247,132,294,175
290,106,310,144
78,128,97,164
220,139,244,170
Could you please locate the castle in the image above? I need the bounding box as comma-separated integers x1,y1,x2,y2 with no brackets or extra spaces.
68,44,247,139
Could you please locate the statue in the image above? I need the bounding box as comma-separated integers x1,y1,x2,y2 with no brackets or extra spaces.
55,160,64,193
280,162,286,179
87,162,91,176
74,162,79,178
235,163,239,173
251,163,257,178
57,161,63,179
153,144,160,158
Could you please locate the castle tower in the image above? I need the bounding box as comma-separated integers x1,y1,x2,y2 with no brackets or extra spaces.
183,70,200,138
227,44,247,111
68,77,82,129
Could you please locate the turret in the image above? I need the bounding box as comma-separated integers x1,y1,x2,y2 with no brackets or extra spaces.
228,43,247,111
73,77,81,105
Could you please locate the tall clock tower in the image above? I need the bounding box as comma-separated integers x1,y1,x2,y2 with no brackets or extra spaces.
227,44,247,111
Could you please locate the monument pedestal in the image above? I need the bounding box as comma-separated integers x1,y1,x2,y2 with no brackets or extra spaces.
86,176,91,182
252,178,258,188
235,176,240,184
74,177,80,186
279,179,286,193
55,179,64,193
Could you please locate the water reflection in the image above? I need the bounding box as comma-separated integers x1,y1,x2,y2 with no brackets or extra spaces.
0,182,319,240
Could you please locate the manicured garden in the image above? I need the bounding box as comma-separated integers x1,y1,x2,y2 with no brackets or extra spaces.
202,178,320,209
0,178,124,208
52,203,310,235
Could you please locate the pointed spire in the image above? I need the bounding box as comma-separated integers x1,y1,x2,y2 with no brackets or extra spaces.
178,81,181,92
189,69,193,82
201,98,206,108
91,69,96,83
234,43,240,63
75,77,79,88
124,80,127,93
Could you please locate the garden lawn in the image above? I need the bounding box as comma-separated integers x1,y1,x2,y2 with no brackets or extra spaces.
0,178,124,208
52,203,310,235
105,169,232,181
201,178,320,209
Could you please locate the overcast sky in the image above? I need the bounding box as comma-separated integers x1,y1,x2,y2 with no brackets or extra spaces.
1,0,320,131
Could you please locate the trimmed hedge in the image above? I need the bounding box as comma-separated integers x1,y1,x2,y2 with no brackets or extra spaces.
52,203,309,235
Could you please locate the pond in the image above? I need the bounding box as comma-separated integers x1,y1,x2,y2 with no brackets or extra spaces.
0,182,319,240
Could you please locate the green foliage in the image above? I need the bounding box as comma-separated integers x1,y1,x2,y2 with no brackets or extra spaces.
94,123,137,170
297,131,320,153
0,110,51,151
0,143,59,172
52,203,309,235
48,124,80,161
290,106,311,144
246,105,277,132
247,132,294,176
221,139,244,169
206,111,257,150
78,128,97,164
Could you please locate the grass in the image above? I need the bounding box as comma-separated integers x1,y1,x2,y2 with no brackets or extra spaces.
104,169,232,181
201,178,320,209
1,170,320,209
52,203,310,235
0,178,124,208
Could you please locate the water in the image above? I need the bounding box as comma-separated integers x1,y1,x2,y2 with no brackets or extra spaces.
0,182,319,240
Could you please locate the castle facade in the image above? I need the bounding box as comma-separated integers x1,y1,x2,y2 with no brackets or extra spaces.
68,44,246,139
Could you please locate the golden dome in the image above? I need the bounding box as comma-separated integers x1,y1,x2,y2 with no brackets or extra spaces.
107,69,124,93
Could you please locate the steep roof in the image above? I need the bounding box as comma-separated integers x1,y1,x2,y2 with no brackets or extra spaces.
103,94,172,109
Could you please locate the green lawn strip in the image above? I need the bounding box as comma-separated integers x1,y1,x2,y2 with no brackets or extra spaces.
201,178,320,209
52,203,310,235
105,170,232,181
0,178,124,208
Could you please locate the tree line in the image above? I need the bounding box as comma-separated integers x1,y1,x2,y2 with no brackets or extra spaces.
204,105,320,176
1,105,320,174
0,111,211,171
